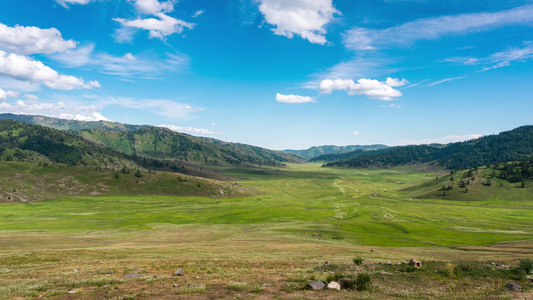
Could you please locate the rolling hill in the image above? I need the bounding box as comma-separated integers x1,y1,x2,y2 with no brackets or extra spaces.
0,114,304,167
284,144,388,160
325,125,533,170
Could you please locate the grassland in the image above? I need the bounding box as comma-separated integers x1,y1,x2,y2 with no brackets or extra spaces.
0,163,532,299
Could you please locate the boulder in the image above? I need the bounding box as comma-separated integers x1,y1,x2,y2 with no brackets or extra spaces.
327,281,341,290
307,280,327,290
174,269,184,276
505,282,523,291
409,258,422,268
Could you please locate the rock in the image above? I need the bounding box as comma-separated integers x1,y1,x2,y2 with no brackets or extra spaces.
121,273,143,279
174,269,184,276
327,281,341,290
409,258,422,268
67,289,76,294
108,270,114,274
386,261,392,265
262,283,274,287
307,281,327,290
74,269,78,273
173,284,178,287
370,249,374,252
505,282,523,291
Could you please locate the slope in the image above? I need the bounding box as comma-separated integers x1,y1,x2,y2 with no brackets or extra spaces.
285,144,388,160
326,125,533,170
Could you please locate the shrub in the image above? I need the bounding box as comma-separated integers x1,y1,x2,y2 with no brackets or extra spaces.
352,256,363,265
355,273,372,291
516,259,533,275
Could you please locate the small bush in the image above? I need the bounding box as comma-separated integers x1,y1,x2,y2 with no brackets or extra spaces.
355,273,372,291
352,256,363,265
516,258,533,275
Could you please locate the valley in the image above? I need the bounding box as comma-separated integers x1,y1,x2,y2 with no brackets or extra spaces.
0,162,532,299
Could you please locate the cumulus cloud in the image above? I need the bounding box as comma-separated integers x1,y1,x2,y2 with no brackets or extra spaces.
258,0,340,45
114,13,194,41
276,93,316,104
0,88,20,101
130,0,176,15
343,5,533,50
51,44,190,78
0,23,76,55
385,77,408,87
353,131,359,135
0,50,100,90
396,134,483,146
0,99,107,122
158,124,220,136
319,77,406,100
59,112,108,121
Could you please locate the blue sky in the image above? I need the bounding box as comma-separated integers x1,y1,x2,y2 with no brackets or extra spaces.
0,0,532,150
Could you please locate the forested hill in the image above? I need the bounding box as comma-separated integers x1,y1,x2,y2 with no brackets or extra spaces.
284,144,388,160
326,125,533,170
77,127,303,166
0,114,303,167
0,113,148,132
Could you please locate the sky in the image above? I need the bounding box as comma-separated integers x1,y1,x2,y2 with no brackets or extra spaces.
0,0,532,150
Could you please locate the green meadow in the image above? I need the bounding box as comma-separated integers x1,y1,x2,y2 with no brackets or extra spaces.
1,163,532,299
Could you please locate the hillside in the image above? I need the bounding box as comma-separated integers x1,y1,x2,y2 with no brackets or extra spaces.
285,144,388,160
0,114,303,167
77,127,303,166
326,125,533,170
0,161,251,203
0,113,148,131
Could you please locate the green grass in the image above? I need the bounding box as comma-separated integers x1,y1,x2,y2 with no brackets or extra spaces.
0,162,532,298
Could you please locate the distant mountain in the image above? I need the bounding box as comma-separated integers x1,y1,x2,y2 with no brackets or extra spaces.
284,144,388,160
326,126,533,170
0,113,148,131
0,114,303,167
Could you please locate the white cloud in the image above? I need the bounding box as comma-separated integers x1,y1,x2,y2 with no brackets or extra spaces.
319,78,405,100
0,51,100,90
426,76,465,87
55,0,94,8
0,23,76,55
343,5,533,51
258,0,340,45
396,134,483,146
51,44,190,78
353,131,359,135
0,99,109,121
193,9,205,18
481,42,533,72
0,88,19,101
24,94,38,100
276,93,316,104
108,97,201,119
114,13,194,41
158,124,220,136
130,0,176,15
385,77,408,87
59,112,108,121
